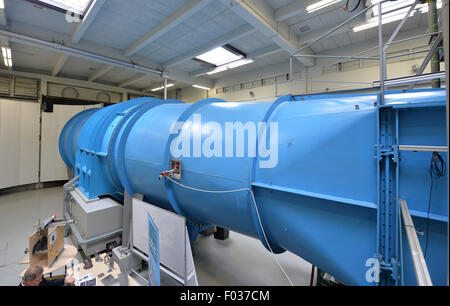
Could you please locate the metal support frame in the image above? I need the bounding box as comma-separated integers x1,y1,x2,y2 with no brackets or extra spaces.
407,33,443,90
398,145,448,152
0,29,166,78
288,0,443,98
373,71,446,87
383,0,419,53
399,199,433,286
376,106,401,285
163,77,168,100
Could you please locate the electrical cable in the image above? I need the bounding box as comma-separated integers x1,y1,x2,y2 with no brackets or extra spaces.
424,151,446,258
166,177,295,286
345,0,362,12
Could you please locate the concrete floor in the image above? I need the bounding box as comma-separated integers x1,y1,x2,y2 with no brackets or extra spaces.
0,186,313,286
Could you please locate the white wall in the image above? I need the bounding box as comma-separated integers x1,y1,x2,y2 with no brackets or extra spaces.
0,99,40,189
0,99,102,189
169,86,208,103
40,104,101,182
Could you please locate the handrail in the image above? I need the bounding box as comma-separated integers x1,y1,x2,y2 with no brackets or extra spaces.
399,199,433,286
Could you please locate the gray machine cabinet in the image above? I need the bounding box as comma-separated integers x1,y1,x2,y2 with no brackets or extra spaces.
69,188,123,256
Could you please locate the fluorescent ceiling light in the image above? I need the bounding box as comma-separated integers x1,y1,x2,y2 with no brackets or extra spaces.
228,58,253,69
35,0,92,15
195,46,243,67
2,47,13,67
0,0,4,9
192,85,211,90
307,0,341,13
206,65,229,75
353,0,442,32
151,83,174,92
206,58,254,75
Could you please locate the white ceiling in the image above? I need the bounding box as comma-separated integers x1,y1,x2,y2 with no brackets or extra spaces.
0,0,433,92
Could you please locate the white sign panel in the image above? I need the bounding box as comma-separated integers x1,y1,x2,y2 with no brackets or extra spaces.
132,198,186,279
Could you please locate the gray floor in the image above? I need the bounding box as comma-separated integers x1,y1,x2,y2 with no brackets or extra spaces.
0,186,313,286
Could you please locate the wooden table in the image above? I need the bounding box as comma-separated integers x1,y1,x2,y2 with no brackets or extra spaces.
20,244,78,277
69,253,141,286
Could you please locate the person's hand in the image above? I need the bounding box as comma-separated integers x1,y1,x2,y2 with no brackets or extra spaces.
64,275,76,285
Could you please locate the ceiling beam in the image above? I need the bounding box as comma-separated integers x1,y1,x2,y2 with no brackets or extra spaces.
275,0,305,22
223,0,315,67
71,0,106,43
118,74,150,88
1,68,148,96
88,64,113,82
297,16,366,46
163,24,257,68
124,0,213,57
247,44,282,58
51,54,69,76
4,21,212,88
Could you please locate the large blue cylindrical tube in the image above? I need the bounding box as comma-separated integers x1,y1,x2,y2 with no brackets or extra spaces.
59,89,448,286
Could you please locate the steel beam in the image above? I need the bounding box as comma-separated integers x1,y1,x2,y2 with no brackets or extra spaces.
0,29,164,77
373,71,446,87
398,145,448,152
292,2,376,57
88,64,113,82
51,54,69,76
71,0,106,43
225,0,314,67
407,33,443,90
383,0,418,53
274,0,304,22
119,74,150,88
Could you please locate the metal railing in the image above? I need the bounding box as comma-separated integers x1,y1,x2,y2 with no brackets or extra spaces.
289,0,446,103
399,199,433,286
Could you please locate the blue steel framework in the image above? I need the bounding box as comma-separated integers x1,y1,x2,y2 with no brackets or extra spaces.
289,0,447,286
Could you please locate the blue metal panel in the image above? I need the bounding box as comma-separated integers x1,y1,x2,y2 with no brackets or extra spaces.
59,108,99,169
59,89,448,285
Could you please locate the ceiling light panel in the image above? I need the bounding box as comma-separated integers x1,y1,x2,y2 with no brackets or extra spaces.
195,46,243,67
